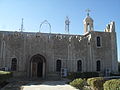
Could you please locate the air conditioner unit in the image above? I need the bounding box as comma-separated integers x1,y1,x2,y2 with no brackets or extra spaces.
61,68,67,77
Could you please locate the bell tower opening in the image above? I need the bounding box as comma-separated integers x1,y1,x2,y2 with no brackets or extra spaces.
87,23,90,31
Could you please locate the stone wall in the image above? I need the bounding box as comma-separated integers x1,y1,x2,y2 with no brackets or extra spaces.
0,31,118,77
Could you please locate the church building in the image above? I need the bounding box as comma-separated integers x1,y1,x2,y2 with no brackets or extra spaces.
0,13,118,78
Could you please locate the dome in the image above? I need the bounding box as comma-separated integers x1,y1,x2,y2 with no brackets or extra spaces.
83,15,93,22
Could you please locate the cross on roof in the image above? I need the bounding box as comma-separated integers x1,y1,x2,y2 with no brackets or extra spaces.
85,9,91,16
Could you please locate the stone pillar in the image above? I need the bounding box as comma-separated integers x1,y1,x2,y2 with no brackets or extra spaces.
43,62,45,78
111,32,118,73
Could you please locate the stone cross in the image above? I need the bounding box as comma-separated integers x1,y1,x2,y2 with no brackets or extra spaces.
85,9,91,16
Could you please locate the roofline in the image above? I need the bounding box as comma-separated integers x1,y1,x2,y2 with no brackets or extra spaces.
0,30,83,36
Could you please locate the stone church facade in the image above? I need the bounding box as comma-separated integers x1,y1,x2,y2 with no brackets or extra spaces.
0,14,118,78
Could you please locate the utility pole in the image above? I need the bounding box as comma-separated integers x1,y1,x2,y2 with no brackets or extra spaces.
20,18,24,32
65,16,70,34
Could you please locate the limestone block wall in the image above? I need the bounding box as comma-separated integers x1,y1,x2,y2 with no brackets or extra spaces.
90,31,116,73
0,31,118,77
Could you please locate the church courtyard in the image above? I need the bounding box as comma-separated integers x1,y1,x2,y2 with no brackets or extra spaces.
21,81,78,90
1,78,78,90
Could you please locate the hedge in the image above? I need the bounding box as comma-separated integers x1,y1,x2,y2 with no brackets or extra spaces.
0,71,12,83
67,72,99,80
70,78,85,90
110,73,120,76
103,79,120,90
87,77,105,90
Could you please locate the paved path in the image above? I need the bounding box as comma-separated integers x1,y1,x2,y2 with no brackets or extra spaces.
21,81,78,90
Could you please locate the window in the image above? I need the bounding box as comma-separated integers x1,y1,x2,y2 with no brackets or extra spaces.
96,60,101,71
56,60,61,72
77,60,82,72
11,58,17,71
96,36,101,47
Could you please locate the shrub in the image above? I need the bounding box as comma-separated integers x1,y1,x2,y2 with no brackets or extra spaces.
67,72,99,80
0,71,12,83
70,78,85,89
103,79,120,90
87,78,95,86
87,77,105,90
81,72,99,78
110,73,120,76
67,72,76,80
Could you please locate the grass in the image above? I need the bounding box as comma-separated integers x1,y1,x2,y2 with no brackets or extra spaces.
0,71,11,74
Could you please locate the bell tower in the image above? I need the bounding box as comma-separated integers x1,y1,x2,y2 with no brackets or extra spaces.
83,9,94,33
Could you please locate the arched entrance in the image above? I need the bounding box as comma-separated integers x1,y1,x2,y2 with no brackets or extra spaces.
30,54,46,78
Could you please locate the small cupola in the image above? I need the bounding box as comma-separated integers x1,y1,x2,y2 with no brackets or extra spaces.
83,10,94,33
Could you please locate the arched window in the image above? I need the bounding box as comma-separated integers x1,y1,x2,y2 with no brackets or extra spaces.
96,36,101,47
56,60,61,72
11,58,17,71
96,60,101,71
77,60,82,72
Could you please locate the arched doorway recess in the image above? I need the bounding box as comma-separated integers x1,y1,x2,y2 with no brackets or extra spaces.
30,54,46,78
